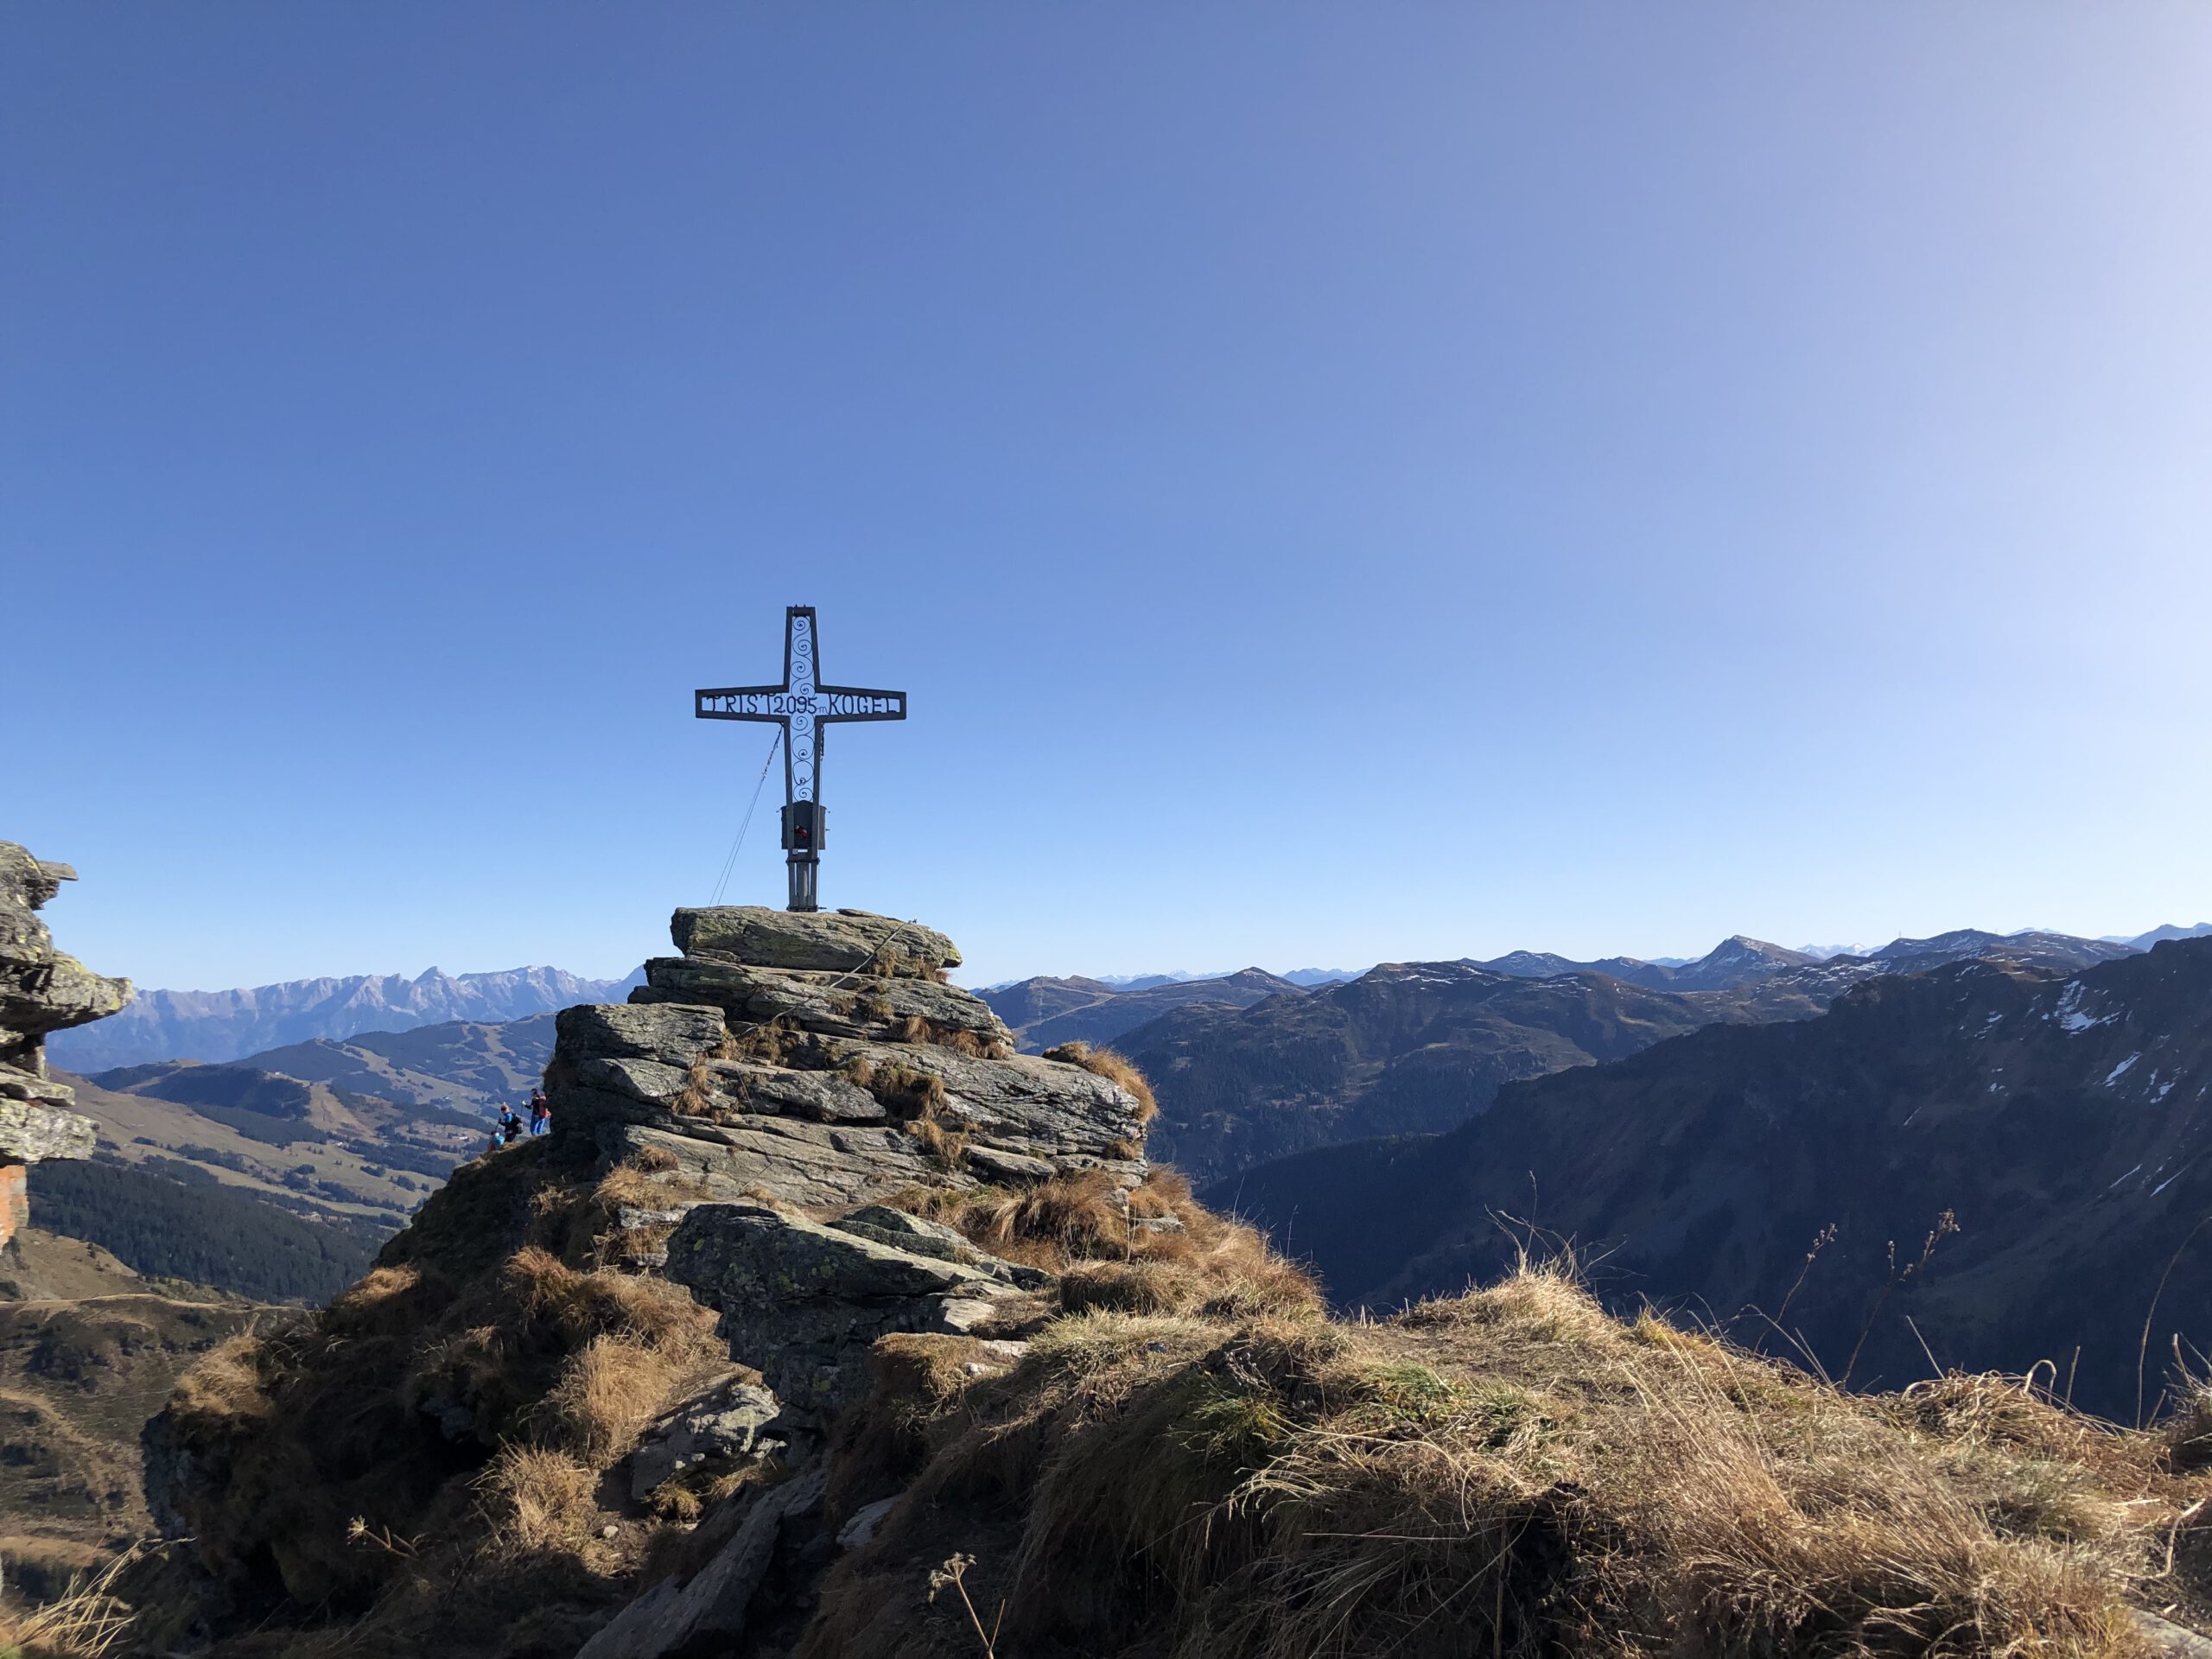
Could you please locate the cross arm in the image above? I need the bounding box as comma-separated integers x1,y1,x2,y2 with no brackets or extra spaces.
817,685,909,721
696,685,791,721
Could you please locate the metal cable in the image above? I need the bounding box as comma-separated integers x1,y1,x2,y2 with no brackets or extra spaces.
709,730,783,905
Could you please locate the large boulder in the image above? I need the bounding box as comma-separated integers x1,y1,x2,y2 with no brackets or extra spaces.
669,906,959,979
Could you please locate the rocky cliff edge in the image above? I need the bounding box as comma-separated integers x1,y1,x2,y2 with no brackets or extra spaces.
0,840,122,1182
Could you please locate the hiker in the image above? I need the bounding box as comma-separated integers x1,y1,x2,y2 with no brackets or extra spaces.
529,1090,551,1136
498,1107,524,1145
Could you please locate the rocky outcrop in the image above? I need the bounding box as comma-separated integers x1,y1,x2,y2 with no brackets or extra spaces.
543,905,1141,1409
525,906,1147,1649
136,903,1154,1655
550,905,1147,1213
0,842,120,1243
1,843,128,1089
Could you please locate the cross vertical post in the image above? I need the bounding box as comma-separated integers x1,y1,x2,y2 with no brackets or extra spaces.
695,607,908,912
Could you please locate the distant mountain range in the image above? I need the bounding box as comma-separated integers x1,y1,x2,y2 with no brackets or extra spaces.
1131,928,2150,1186
1206,935,2212,1423
1465,928,2144,992
45,964,644,1071
976,969,1306,1052
2117,922,2212,947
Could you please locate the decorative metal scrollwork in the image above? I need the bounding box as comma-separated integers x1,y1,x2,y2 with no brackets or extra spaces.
693,605,910,815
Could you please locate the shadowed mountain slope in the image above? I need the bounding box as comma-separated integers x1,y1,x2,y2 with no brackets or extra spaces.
1128,963,1729,1185
1211,938,2212,1422
219,1014,556,1118
976,968,1304,1052
1141,928,2158,1185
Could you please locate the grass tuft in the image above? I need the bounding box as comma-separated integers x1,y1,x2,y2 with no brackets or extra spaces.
1040,1042,1157,1125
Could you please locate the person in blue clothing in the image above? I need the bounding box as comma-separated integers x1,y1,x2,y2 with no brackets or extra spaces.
529,1089,551,1137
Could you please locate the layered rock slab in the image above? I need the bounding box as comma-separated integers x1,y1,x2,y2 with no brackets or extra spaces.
664,1202,1039,1411
670,906,959,979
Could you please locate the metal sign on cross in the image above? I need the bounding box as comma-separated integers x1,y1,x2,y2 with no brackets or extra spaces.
695,607,907,912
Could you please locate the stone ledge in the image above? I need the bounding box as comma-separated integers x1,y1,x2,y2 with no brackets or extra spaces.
670,906,958,978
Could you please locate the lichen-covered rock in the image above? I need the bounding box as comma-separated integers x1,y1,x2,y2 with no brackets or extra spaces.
821,1036,1148,1166
0,1096,97,1164
830,1205,1051,1287
705,1060,887,1122
556,1001,727,1067
665,1202,1037,1409
601,1118,967,1211
0,840,130,1081
626,1374,797,1499
670,906,958,979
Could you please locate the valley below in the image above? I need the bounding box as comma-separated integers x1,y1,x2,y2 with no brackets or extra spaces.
1211,937,2212,1423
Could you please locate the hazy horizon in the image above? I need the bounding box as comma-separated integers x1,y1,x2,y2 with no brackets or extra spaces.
61,918,2212,999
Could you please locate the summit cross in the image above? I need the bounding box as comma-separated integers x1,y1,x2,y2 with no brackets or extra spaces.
695,606,907,912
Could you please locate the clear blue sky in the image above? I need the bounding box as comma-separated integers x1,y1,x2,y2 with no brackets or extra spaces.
8,5,2210,992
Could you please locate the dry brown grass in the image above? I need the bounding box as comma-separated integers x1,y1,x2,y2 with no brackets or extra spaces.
804,1261,2207,1659
964,1170,1132,1263
396,1247,721,1470
146,1142,724,1635
845,1057,950,1121
540,1332,718,1465
896,1169,1323,1325
160,1332,276,1429
1041,1041,1158,1124
628,1141,680,1174
893,1015,1014,1061
475,1445,598,1550
579,1162,715,1269
2164,1371,2212,1474
673,1055,718,1116
0,1543,143,1656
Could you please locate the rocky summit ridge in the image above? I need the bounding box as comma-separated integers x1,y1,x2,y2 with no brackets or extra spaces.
561,903,1149,1209
143,900,1176,1658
